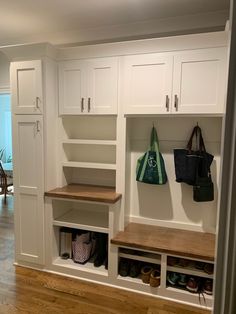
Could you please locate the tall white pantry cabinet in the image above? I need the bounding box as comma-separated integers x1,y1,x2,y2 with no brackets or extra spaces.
9,31,228,309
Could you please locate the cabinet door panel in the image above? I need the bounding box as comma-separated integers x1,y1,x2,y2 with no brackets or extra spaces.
13,115,44,265
59,61,86,114
11,60,43,114
173,48,227,114
123,54,173,114
87,58,118,114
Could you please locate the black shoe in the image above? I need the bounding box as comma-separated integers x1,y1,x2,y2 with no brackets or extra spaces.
129,261,141,278
119,259,130,277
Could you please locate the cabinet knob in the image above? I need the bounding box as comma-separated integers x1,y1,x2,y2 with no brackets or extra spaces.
81,98,84,112
165,95,170,112
88,97,91,112
174,95,178,111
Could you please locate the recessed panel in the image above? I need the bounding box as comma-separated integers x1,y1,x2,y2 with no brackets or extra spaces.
17,68,36,108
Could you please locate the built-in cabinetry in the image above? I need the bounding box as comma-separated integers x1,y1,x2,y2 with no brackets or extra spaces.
59,57,118,115
9,32,228,310
123,48,226,114
11,60,45,264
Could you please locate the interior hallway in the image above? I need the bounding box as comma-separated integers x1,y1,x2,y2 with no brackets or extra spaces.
0,196,210,314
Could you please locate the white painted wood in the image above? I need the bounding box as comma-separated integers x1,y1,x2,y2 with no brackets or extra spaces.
123,53,173,114
59,60,86,114
87,57,118,114
59,58,118,115
53,209,109,233
62,139,117,146
172,48,227,114
167,265,214,279
119,252,161,265
11,60,43,114
62,161,116,170
13,115,44,265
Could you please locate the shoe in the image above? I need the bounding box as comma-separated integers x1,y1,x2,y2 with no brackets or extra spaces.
204,263,214,275
203,279,213,295
129,261,141,278
195,262,205,270
150,269,161,287
178,259,189,267
119,259,130,277
186,277,199,293
178,274,187,286
168,257,179,266
141,265,153,283
167,272,179,286
93,233,108,267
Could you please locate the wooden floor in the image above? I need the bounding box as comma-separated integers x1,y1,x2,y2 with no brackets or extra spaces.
0,195,210,314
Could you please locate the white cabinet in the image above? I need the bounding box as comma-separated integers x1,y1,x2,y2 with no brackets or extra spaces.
13,115,44,265
59,57,118,115
123,48,227,115
123,53,173,114
11,60,43,114
172,48,227,114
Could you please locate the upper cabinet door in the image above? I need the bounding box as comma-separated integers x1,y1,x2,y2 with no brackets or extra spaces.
123,53,173,114
87,58,118,114
59,60,87,115
11,60,43,115
172,48,227,114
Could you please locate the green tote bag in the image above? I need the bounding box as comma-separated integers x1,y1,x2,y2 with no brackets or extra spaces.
136,127,167,185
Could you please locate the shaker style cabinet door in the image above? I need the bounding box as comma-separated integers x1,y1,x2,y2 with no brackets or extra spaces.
172,48,227,114
11,60,43,114
123,53,173,114
87,58,118,114
13,115,44,265
59,60,87,115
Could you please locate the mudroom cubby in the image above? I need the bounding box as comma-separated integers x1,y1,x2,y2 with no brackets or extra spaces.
125,116,222,233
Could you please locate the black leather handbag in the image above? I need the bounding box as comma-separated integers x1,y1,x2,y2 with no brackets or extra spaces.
174,126,214,186
193,173,214,202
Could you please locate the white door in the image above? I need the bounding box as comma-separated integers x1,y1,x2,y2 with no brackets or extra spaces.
87,58,118,114
13,115,44,265
123,53,173,114
172,48,227,114
11,60,43,114
59,60,87,115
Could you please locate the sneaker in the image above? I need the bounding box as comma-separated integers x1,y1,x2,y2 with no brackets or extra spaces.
186,277,199,293
195,262,205,270
150,269,161,287
178,274,187,286
203,279,213,295
204,263,214,275
167,272,179,286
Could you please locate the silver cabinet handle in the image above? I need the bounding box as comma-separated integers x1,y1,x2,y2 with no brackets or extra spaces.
36,120,40,132
36,96,40,109
165,95,170,112
174,94,178,111
81,98,84,112
88,97,91,112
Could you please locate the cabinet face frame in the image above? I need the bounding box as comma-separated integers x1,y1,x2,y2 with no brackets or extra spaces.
11,60,43,115
13,115,45,265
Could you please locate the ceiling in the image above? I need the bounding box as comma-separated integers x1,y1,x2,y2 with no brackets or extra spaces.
0,0,230,47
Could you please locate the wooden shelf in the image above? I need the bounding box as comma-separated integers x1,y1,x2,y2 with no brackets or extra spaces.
111,223,215,262
53,209,109,233
45,184,122,204
119,252,161,265
167,265,213,279
62,161,116,170
62,139,117,146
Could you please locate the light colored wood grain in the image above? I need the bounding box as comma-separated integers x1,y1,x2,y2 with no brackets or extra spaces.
111,223,215,261
45,183,122,203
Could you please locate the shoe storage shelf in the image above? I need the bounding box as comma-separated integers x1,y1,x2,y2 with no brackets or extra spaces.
59,116,117,187
45,184,121,283
111,223,215,308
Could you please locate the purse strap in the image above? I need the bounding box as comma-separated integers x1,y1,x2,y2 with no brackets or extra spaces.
186,126,206,153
